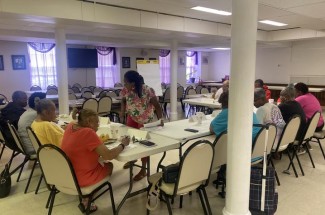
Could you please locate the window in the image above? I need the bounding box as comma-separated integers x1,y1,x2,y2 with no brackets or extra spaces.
186,51,199,83
28,43,57,89
96,47,118,88
159,50,170,84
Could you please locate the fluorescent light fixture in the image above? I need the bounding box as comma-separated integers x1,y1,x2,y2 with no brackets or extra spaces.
212,48,230,50
259,20,287,26
191,6,231,16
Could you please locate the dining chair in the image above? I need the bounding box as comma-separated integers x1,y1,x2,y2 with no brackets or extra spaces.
7,122,38,193
68,88,74,94
268,115,301,183
0,127,7,161
311,124,325,161
93,87,103,94
26,126,44,194
47,85,57,90
106,90,117,98
159,87,170,114
185,88,197,117
150,140,214,215
68,92,77,100
177,86,185,112
30,85,42,91
200,87,209,94
37,144,116,215
81,87,92,93
0,93,9,103
72,83,82,90
286,111,320,176
72,86,81,93
114,89,122,96
88,86,96,92
82,91,94,99
82,98,98,113
114,82,123,87
195,85,203,94
98,96,112,117
46,88,58,95
98,90,108,98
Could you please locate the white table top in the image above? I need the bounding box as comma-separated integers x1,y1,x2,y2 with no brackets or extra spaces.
182,98,222,109
148,114,219,141
96,124,180,162
185,93,213,99
68,98,121,108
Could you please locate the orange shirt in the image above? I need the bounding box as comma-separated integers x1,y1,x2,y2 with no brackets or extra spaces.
61,124,109,187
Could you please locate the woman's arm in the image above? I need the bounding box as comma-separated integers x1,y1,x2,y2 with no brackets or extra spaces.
95,136,130,160
150,96,164,126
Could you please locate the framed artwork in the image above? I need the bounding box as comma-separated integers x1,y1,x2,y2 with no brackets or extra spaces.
12,55,26,70
122,57,130,68
0,55,4,70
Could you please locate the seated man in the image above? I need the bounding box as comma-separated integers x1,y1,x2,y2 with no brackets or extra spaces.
210,91,261,140
255,79,271,100
254,88,286,148
212,80,229,101
31,99,64,147
18,92,46,154
0,91,28,128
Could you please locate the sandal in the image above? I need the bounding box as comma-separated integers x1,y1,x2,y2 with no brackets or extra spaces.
133,170,147,181
78,202,98,214
123,160,137,169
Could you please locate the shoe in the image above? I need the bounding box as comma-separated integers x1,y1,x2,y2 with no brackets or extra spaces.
133,170,147,181
297,148,306,155
123,160,137,169
78,202,98,214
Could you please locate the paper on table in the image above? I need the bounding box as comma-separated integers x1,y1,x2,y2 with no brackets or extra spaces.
106,143,137,151
144,120,161,128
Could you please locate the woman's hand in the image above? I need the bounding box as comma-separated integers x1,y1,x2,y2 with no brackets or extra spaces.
121,135,130,147
160,119,164,127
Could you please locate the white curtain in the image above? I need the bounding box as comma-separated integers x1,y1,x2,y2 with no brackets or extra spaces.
159,53,171,83
96,51,118,88
28,43,57,89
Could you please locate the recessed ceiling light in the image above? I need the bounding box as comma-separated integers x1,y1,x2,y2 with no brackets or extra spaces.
191,6,231,16
212,48,230,50
259,20,287,26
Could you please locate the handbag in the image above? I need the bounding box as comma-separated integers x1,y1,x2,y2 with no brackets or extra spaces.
162,163,179,183
0,164,11,198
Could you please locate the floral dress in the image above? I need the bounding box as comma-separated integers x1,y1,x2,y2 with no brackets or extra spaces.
120,84,155,125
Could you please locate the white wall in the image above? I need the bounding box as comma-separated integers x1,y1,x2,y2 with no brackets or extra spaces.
207,50,231,82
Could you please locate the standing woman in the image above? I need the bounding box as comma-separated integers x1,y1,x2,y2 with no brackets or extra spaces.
120,70,164,181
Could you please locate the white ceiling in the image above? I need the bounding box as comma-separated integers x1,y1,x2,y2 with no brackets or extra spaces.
1,0,325,50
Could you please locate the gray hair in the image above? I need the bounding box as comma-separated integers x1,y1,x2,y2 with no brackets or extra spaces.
35,99,55,114
280,86,295,100
254,88,266,100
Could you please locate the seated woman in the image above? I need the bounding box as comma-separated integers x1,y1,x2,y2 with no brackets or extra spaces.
18,92,46,154
31,99,64,147
61,109,130,213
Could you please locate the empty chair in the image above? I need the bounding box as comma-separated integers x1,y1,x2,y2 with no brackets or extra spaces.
177,86,185,111
151,140,214,215
68,93,77,100
88,86,96,92
200,87,209,94
37,144,116,215
82,98,98,113
30,85,42,91
93,87,103,94
115,89,122,96
68,88,75,94
106,90,117,98
72,83,82,89
8,122,38,193
72,86,81,93
47,85,57,90
98,96,112,117
98,90,109,98
82,91,94,99
159,87,170,115
312,129,325,160
46,88,58,95
114,82,123,87
81,87,91,93
195,85,203,94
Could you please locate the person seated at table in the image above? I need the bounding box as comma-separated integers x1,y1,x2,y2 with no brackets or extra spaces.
31,99,64,147
254,88,286,149
210,91,261,139
120,70,164,181
0,91,28,128
61,108,130,213
294,82,324,132
212,80,229,100
18,92,46,154
255,79,271,100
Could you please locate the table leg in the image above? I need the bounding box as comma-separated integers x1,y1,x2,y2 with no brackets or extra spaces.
116,164,134,214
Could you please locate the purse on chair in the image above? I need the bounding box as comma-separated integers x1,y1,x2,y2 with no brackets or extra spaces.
0,164,11,198
162,163,180,183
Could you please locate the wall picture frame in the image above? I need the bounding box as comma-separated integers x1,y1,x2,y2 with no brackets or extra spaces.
0,55,4,70
12,55,26,70
122,57,131,68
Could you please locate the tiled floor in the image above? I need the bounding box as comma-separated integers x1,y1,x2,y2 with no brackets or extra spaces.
1,106,325,215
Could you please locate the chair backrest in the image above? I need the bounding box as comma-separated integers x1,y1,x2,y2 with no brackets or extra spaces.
195,85,203,94
174,140,214,195
72,83,82,89
93,87,103,93
161,82,167,89
88,86,96,92
98,96,112,114
0,94,8,103
276,115,301,152
47,85,57,90
115,89,122,96
303,111,321,141
114,82,123,87
38,144,82,195
68,93,77,100
46,88,58,95
7,122,26,154
187,88,196,96
177,86,184,100
99,90,109,98
26,126,42,153
252,124,277,160
71,86,81,93
200,87,209,94
68,88,74,94
82,98,98,113
0,127,5,144
30,85,42,91
82,91,94,99
81,87,91,93
106,90,117,98
163,88,170,102
211,131,227,172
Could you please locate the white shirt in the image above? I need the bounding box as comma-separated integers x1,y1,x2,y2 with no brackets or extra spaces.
18,108,37,154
